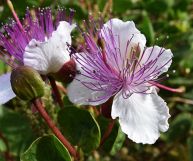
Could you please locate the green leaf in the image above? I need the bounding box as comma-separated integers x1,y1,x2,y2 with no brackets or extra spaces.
165,113,193,142
176,104,193,112
113,0,132,14
25,0,41,7
63,96,73,107
97,116,125,155
173,0,192,11
144,0,170,14
110,127,125,155
0,155,5,161
0,139,6,152
20,135,71,161
97,0,107,11
0,107,35,156
140,11,155,45
188,136,193,161
58,107,100,154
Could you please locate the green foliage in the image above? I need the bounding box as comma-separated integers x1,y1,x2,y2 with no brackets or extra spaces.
58,106,100,154
20,135,71,161
112,0,132,14
165,113,193,142
0,107,35,156
0,139,6,152
140,11,155,45
97,116,125,155
188,136,193,161
0,155,5,161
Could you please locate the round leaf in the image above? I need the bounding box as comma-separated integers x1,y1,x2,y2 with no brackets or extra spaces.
20,135,72,161
58,107,100,154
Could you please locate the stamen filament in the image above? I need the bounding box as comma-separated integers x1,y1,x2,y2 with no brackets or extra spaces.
149,81,185,93
6,0,24,32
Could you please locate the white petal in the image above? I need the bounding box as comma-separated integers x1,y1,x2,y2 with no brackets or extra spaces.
0,72,16,104
24,21,76,75
67,73,111,106
68,52,119,105
53,21,76,46
111,90,170,144
101,18,146,68
139,46,173,77
103,18,146,50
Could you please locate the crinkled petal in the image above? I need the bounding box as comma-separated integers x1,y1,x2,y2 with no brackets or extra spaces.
24,21,76,75
138,46,173,78
53,21,76,45
67,75,111,106
0,72,16,104
101,18,146,69
111,90,170,144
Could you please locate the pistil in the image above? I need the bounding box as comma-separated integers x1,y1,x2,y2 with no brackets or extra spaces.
149,81,185,93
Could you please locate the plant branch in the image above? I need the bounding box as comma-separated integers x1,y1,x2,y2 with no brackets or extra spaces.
48,76,64,108
32,99,77,159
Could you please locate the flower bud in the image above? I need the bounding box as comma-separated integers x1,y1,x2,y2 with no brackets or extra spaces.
11,66,45,101
52,59,76,84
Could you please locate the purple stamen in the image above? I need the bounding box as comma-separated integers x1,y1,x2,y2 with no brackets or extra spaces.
0,7,75,67
73,18,175,104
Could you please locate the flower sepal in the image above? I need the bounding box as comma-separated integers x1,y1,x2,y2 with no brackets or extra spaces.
51,59,76,84
11,66,45,101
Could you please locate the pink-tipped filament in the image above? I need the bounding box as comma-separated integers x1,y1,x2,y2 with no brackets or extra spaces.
149,81,185,93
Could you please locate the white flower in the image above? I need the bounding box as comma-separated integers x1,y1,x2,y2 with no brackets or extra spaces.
0,8,75,104
24,21,76,75
0,73,16,104
67,18,173,144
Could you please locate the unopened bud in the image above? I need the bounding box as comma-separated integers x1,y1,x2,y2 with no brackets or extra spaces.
52,59,76,84
11,66,45,101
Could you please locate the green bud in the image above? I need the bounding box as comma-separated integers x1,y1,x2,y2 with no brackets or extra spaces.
11,66,45,101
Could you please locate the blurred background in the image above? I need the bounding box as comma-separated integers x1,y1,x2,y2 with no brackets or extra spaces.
0,0,193,161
